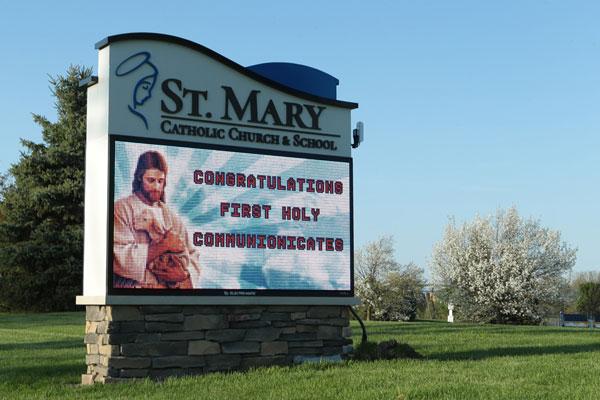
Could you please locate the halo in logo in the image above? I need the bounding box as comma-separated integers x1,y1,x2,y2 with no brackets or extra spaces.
116,51,158,129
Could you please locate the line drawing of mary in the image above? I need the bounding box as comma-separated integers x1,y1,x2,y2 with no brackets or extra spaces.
115,51,158,129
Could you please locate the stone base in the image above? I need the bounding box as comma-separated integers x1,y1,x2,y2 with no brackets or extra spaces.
82,305,353,384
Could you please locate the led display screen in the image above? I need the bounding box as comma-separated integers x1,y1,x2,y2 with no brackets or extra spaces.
109,137,352,295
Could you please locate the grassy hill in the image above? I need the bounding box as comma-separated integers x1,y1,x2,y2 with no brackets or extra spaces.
0,312,598,399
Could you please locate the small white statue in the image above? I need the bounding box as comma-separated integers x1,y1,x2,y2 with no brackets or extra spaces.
447,303,454,323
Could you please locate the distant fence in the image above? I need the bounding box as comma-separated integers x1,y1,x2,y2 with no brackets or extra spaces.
559,312,600,328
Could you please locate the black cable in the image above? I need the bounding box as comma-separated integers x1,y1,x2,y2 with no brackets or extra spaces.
348,306,368,344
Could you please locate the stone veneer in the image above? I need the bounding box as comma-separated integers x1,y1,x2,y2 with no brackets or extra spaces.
82,305,353,384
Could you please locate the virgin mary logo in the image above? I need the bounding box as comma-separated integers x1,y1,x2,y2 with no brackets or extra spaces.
115,52,158,129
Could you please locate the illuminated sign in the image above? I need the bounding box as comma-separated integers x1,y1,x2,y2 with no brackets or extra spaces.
78,33,358,304
110,137,352,295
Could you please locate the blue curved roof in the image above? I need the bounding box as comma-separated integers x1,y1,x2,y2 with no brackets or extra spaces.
247,62,339,100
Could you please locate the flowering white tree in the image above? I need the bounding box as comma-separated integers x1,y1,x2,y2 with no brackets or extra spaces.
356,236,398,320
431,207,576,324
355,236,425,320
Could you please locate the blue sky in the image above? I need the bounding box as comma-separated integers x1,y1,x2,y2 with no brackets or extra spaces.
1,1,598,275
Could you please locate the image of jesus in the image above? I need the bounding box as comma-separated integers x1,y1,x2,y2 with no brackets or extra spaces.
112,150,200,289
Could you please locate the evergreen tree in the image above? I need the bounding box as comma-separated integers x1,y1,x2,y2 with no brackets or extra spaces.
0,66,90,311
576,282,600,319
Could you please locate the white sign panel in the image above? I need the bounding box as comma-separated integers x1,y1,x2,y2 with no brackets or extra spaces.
100,35,356,157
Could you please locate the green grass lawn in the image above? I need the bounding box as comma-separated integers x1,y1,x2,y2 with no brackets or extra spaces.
1,312,599,399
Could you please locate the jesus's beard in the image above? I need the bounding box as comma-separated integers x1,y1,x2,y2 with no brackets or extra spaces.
141,188,163,204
